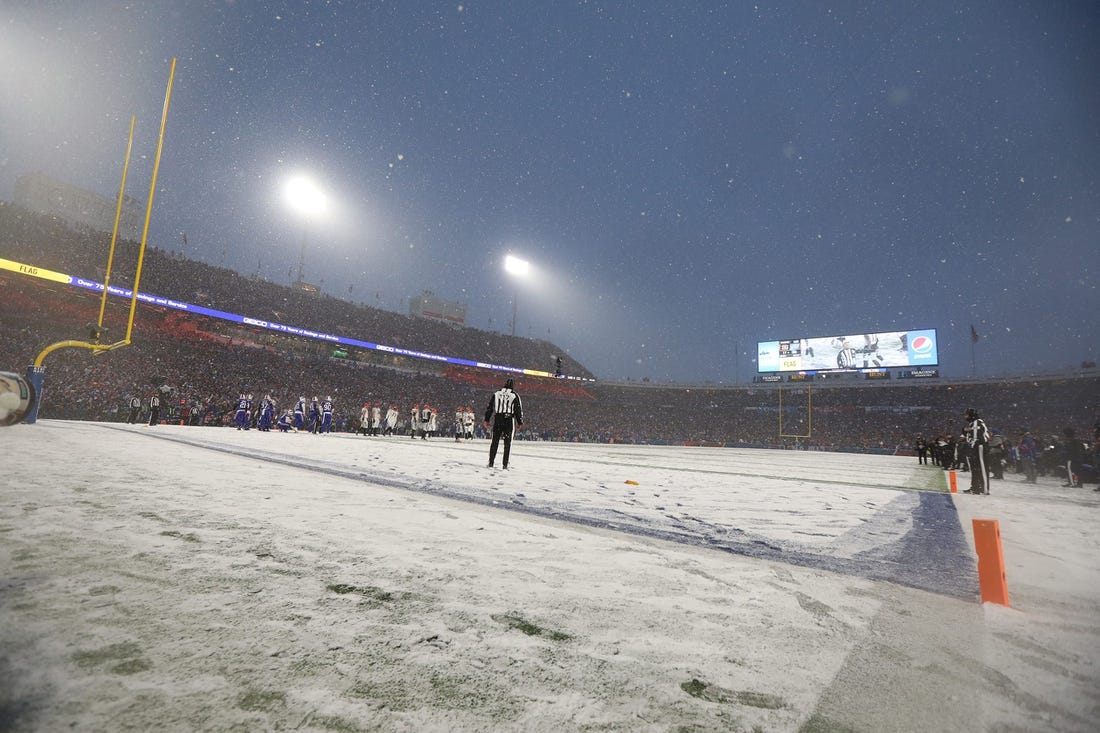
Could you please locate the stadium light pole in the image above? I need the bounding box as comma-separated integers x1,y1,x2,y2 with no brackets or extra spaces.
504,254,530,337
284,176,328,286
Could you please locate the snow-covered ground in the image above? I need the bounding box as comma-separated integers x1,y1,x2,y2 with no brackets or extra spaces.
2,421,1097,732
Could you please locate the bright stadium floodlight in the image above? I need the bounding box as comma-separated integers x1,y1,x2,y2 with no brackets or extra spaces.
504,255,530,337
284,176,328,286
285,175,328,217
504,254,529,278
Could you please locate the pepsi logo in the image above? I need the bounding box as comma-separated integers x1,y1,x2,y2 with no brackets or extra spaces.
911,335,934,354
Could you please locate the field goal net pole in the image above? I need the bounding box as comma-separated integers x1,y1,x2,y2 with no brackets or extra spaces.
778,383,812,440
24,59,177,424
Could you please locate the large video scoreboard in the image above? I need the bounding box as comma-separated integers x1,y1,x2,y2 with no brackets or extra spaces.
757,329,938,373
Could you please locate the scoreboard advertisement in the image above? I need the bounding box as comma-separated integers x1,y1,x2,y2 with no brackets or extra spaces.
899,369,940,379
757,329,938,373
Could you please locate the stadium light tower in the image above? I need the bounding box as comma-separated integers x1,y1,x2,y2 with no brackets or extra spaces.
284,175,328,286
504,254,530,337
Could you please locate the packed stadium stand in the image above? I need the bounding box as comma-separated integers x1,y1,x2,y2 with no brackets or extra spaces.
3,201,1098,469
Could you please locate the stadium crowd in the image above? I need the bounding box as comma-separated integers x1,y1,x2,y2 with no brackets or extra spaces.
0,202,592,383
2,201,1098,483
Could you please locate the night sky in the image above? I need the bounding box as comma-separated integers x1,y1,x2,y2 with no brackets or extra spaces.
2,1,1097,383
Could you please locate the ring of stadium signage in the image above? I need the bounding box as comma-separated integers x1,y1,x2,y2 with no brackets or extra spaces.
757,330,938,374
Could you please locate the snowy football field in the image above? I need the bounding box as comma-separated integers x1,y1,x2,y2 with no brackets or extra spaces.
2,421,1097,732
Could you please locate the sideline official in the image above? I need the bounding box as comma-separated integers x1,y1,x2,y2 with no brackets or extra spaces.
126,395,141,424
963,407,990,494
484,378,523,470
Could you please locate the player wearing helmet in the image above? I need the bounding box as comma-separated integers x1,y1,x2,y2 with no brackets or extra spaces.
234,392,252,430
423,403,437,438
293,396,307,432
463,405,476,440
277,408,294,432
257,394,276,431
455,405,466,442
371,403,382,435
308,397,322,433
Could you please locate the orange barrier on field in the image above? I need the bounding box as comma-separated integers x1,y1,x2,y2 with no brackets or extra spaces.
948,470,958,493
972,518,1010,606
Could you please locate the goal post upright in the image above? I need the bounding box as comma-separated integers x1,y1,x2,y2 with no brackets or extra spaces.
96,114,137,340
126,56,177,345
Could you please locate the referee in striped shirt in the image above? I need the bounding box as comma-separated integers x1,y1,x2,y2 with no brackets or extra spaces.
484,378,523,469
